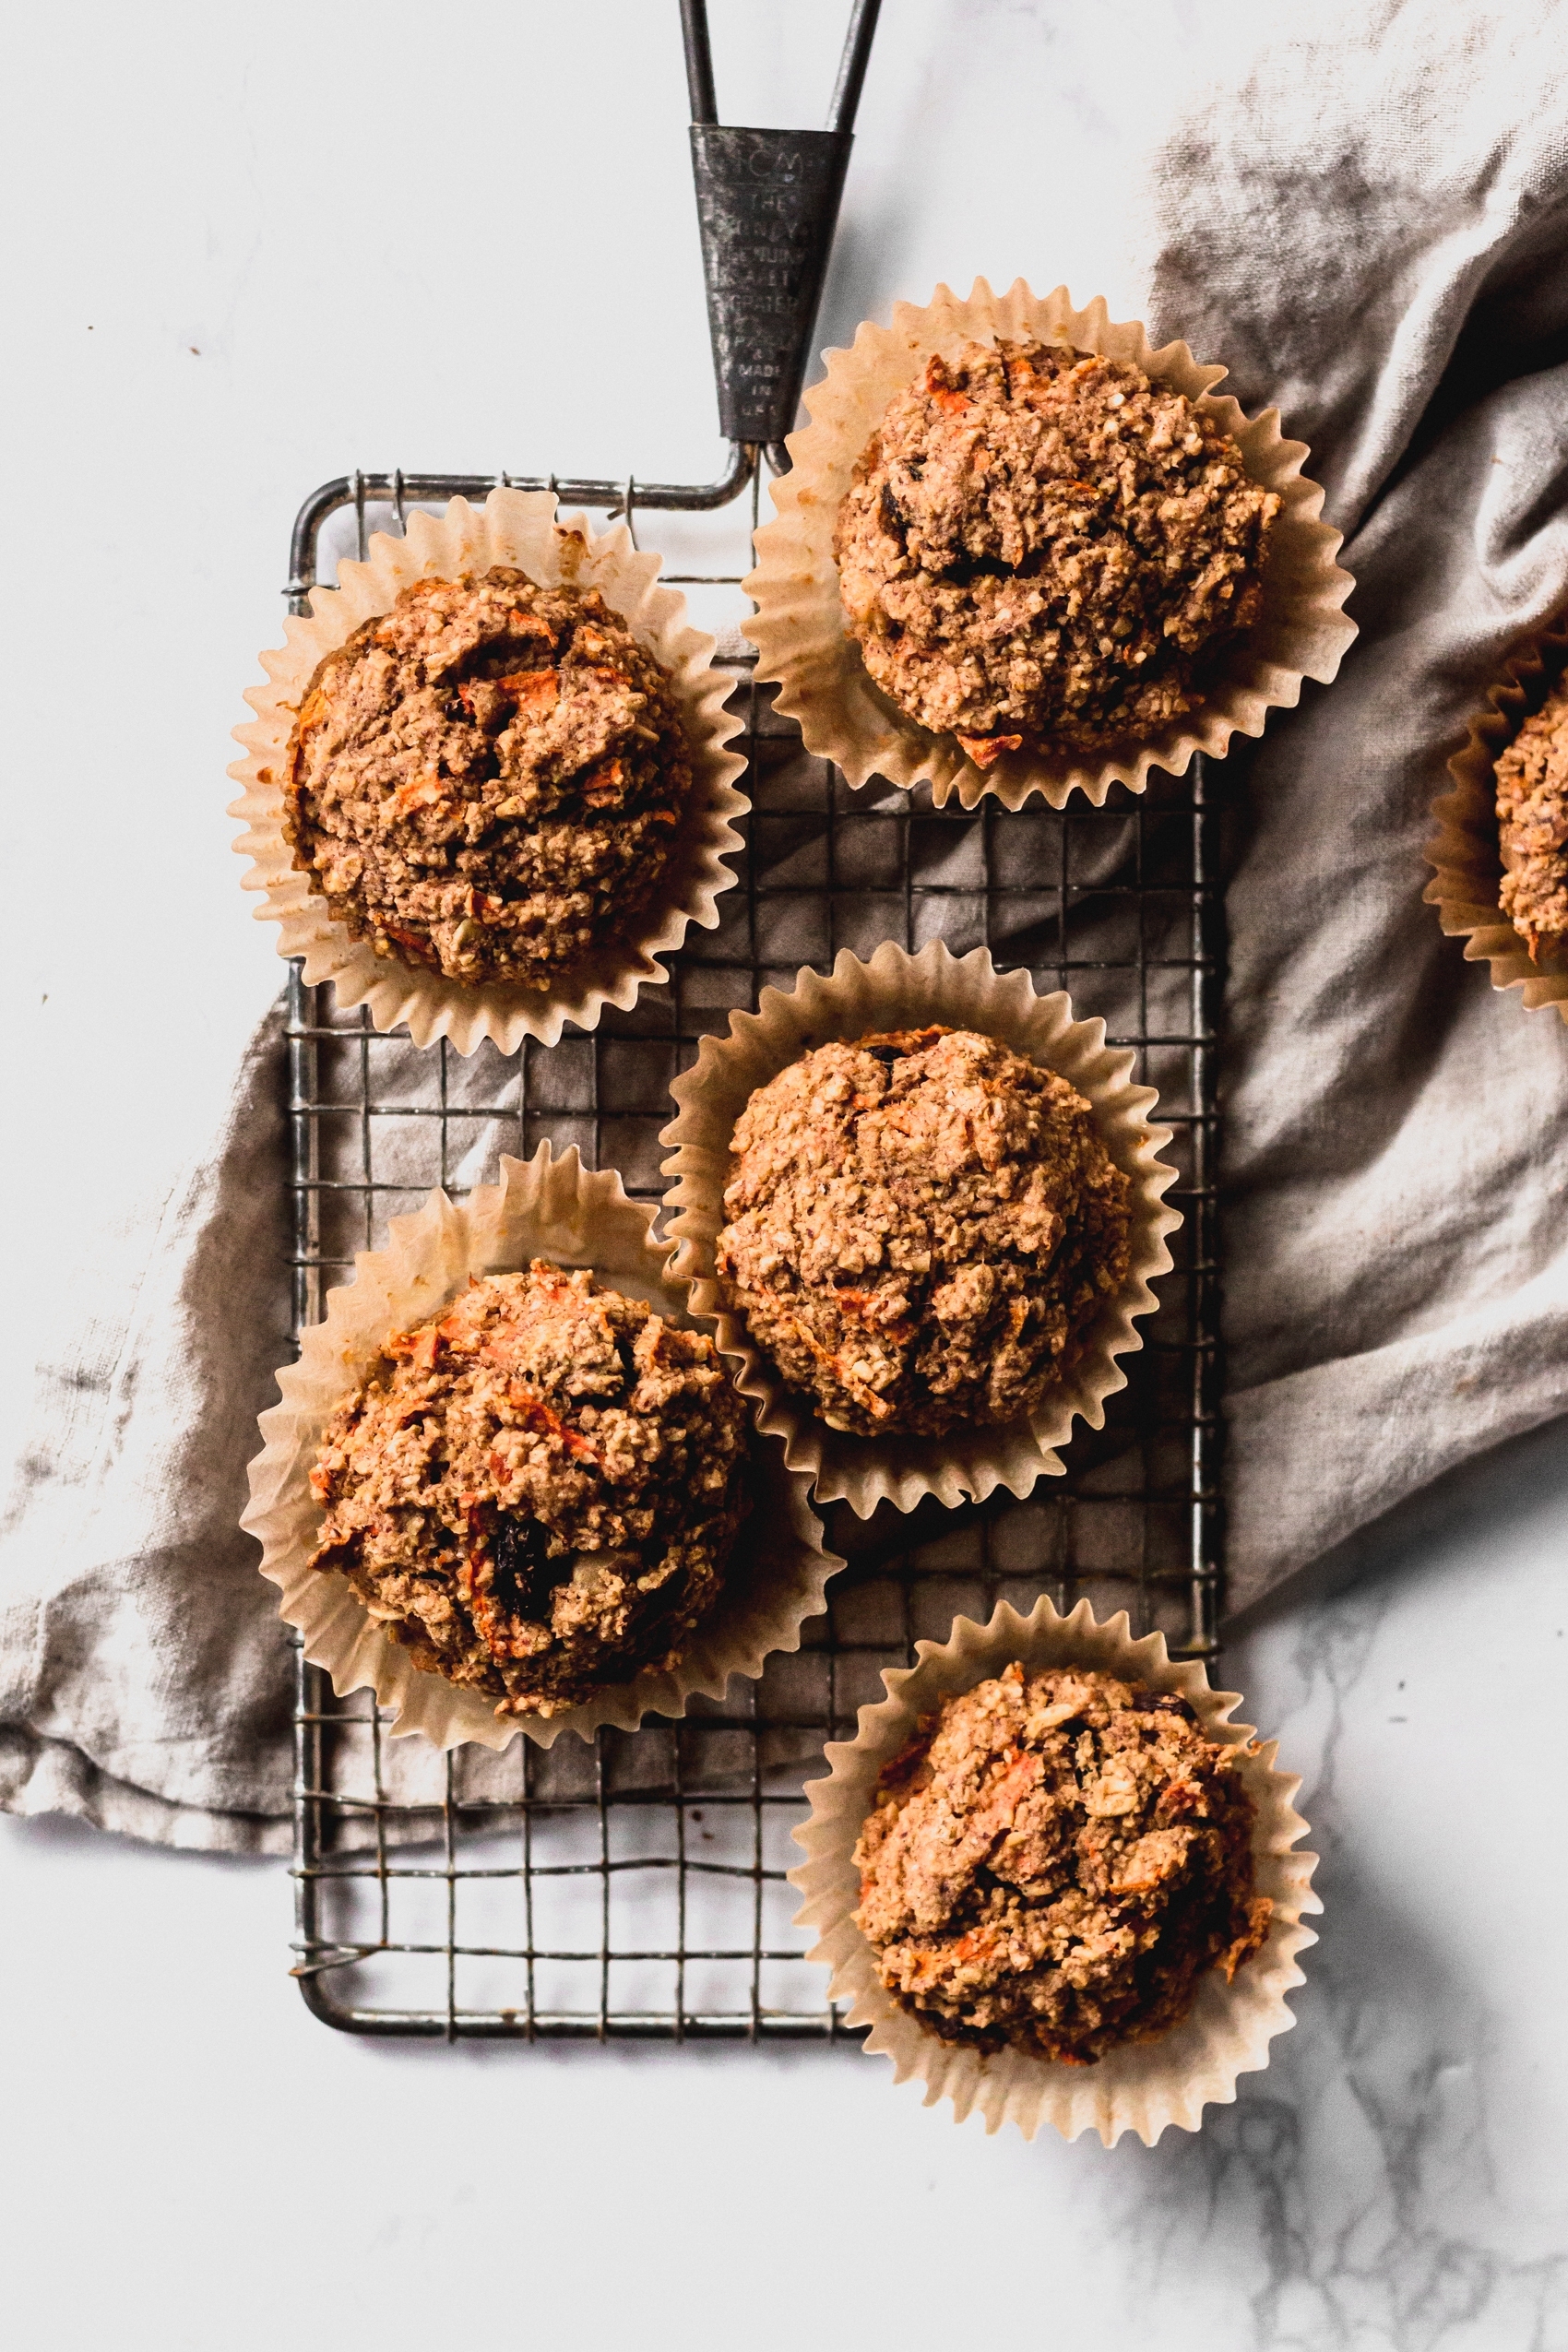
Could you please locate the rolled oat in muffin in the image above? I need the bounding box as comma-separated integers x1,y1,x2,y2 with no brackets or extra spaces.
283,569,692,987
306,1263,749,1718
1496,673,1568,959
714,1026,1131,1438
853,1663,1271,2064
834,338,1279,763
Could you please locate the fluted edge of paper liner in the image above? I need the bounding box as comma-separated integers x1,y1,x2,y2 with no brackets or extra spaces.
228,488,749,1053
744,277,1357,812
788,1596,1320,2145
241,1144,840,1751
1423,614,1568,1026
659,940,1182,1517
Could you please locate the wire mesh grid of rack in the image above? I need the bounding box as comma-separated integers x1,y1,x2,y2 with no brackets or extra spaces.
284,459,1224,2039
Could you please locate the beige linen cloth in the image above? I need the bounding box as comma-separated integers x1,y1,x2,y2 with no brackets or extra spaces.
1141,1,1568,1611
4,1,1568,1848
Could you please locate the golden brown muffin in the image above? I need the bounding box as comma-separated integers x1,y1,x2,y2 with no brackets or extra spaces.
283,570,691,987
854,1662,1271,2064
1496,674,1568,959
306,1264,749,1717
714,1026,1131,1438
834,338,1278,763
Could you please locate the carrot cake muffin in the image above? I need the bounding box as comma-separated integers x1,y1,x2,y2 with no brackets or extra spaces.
283,570,692,987
834,338,1279,765
854,1663,1271,2064
714,1026,1131,1438
305,1263,750,1717
1496,673,1568,959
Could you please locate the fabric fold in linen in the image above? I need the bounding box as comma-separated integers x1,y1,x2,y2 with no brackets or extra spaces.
1129,0,1568,1609
0,1004,296,1847
5,0,1568,1844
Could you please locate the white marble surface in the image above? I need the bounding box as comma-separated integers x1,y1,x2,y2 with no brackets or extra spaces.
5,1420,1565,2351
5,5,1566,2346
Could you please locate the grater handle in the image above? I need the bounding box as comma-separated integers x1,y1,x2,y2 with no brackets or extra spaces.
680,1,880,456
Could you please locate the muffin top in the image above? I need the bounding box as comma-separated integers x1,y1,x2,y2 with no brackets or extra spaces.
283,569,692,989
834,338,1279,762
1496,675,1568,960
714,1026,1132,1439
854,1662,1271,2065
306,1263,749,1717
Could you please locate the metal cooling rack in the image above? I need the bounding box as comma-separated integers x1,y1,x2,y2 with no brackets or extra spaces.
282,459,1224,2040
280,0,1221,2039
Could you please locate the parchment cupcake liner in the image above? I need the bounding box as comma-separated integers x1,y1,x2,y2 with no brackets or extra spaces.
789,1596,1319,2145
745,277,1357,813
660,939,1181,1517
229,488,749,1053
1424,615,1568,1025
242,1145,839,1751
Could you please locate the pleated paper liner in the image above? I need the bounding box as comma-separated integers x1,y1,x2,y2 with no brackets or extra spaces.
242,1146,839,1752
229,487,749,1053
1424,614,1568,1025
789,1596,1320,2145
660,940,1182,1518
744,277,1357,813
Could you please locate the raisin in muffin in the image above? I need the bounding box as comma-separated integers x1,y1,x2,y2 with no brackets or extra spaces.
306,1264,749,1717
714,1026,1131,1438
834,339,1279,764
1496,672,1568,960
853,1663,1271,2064
283,570,691,987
